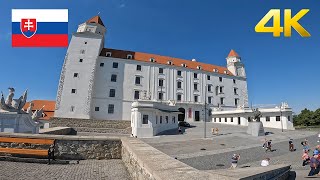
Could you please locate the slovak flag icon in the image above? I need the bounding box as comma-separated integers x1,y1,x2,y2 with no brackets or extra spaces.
20,19,37,38
12,9,68,47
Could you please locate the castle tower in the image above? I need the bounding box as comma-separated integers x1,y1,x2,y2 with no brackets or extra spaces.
226,49,246,77
55,16,106,119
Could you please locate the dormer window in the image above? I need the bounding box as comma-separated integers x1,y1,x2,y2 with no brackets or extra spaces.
150,58,155,62
181,63,187,67
106,52,112,57
127,54,133,59
197,66,202,70
213,68,218,73
167,61,173,65
224,70,228,74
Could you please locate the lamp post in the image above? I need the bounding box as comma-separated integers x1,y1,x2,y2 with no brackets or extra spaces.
204,85,207,138
280,104,283,132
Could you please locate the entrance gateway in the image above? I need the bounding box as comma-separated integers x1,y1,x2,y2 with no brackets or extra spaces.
178,108,185,121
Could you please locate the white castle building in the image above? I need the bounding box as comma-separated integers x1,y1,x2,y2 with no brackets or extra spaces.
54,16,294,131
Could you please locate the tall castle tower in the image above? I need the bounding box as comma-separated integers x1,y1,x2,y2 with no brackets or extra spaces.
226,49,246,77
55,16,106,119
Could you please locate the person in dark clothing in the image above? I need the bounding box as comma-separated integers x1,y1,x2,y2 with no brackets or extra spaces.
289,139,294,152
308,154,320,176
265,140,272,152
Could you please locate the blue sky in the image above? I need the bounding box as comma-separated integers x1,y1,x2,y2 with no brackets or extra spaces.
0,0,319,114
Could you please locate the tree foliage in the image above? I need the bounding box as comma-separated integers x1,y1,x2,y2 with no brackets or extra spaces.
294,108,320,126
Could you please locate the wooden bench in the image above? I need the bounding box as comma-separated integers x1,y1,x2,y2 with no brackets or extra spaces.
0,137,55,164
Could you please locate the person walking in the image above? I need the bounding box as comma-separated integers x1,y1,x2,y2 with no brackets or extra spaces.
265,140,272,152
302,138,310,152
289,139,294,152
230,154,240,169
302,150,311,166
308,154,320,176
262,138,268,149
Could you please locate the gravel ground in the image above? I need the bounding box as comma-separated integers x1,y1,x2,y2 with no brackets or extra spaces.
0,159,131,180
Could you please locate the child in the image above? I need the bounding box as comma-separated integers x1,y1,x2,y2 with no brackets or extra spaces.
302,150,311,166
289,139,294,152
230,154,240,169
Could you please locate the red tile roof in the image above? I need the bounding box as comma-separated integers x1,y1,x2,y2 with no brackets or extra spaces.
100,48,234,76
227,49,240,58
23,100,55,121
86,16,105,27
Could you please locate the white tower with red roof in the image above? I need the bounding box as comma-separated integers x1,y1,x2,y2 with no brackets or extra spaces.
226,50,246,77
55,16,106,119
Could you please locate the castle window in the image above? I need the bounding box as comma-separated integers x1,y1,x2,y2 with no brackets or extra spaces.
134,91,140,100
219,86,224,94
158,92,163,100
181,63,187,67
135,77,141,85
100,63,104,67
177,81,182,89
106,52,112,57
73,73,78,78
167,61,172,65
109,89,116,97
225,118,227,122
113,62,118,68
172,116,175,124
207,75,210,80
159,79,164,87
194,73,198,79
197,66,202,70
127,54,133,59
95,107,99,111
224,70,228,74
177,94,182,101
219,77,223,82
71,89,76,94
108,104,114,114
194,83,198,90
266,116,270,122
160,116,163,124
70,106,75,112
177,70,182,76
231,117,233,122
213,69,218,73
234,88,238,95
159,68,164,74
235,98,239,106
220,97,224,105
142,115,148,124
166,116,168,123
136,65,142,71
208,97,212,104
276,116,281,121
79,59,83,62
150,58,155,62
194,95,198,102
207,85,212,92
80,50,85,54
111,74,117,82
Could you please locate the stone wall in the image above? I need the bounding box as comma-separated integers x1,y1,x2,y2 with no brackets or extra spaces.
50,118,131,129
55,138,121,160
49,118,131,134
0,133,122,160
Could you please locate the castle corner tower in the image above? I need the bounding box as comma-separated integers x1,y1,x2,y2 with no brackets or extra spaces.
55,16,106,119
226,49,246,77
